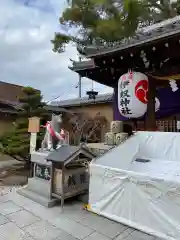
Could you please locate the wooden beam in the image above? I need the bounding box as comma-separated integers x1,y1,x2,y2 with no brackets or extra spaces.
146,77,156,131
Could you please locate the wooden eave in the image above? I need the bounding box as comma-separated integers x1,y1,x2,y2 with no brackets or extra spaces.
70,54,180,88
0,108,19,114
0,102,19,114
69,59,115,86
70,17,180,87
0,99,22,110
68,59,96,71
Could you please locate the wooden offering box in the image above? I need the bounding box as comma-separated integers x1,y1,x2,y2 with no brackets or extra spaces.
53,166,88,198
46,145,95,208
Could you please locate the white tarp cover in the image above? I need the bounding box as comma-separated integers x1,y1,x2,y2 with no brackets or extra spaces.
88,132,180,240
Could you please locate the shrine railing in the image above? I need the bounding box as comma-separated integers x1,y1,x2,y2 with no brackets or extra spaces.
156,120,177,132
135,120,178,132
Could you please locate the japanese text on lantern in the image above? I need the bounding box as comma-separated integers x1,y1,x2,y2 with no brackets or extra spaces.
119,73,132,115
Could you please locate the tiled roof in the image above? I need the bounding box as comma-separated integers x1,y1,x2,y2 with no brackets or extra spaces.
46,144,95,163
0,98,22,110
49,93,113,108
0,108,19,114
79,16,180,57
69,59,96,71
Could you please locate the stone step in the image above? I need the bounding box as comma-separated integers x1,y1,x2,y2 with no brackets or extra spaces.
17,187,59,208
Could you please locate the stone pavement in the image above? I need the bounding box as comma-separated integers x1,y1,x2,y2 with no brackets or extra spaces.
0,190,160,240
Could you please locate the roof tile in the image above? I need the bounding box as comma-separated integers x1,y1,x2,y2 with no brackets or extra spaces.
49,93,113,108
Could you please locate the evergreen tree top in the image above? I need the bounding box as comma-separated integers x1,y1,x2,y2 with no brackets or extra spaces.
52,0,180,54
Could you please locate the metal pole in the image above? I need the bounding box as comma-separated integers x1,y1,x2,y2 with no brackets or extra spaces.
79,74,82,98
78,56,82,98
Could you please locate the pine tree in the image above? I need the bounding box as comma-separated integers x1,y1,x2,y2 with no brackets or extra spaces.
52,0,180,53
0,87,48,162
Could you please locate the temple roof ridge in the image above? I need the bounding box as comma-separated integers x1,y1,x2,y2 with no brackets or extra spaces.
79,16,180,57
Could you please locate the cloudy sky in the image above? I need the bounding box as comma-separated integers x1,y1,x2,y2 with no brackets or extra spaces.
0,0,113,101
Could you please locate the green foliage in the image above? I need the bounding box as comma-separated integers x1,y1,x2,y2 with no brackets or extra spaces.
52,0,180,53
0,87,48,162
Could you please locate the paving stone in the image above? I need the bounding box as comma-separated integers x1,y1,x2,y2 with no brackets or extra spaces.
0,193,159,240
0,222,29,240
0,201,21,215
23,237,35,240
0,215,10,226
52,216,94,239
6,209,40,228
7,192,35,207
84,231,111,240
78,213,128,238
22,200,61,221
23,220,63,240
127,230,156,240
0,194,10,203
56,231,80,240
60,205,90,222
114,228,134,240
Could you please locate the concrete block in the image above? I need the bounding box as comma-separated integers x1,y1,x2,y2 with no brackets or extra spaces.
110,121,123,134
17,150,56,208
26,177,51,198
104,132,115,146
17,188,58,208
115,133,128,145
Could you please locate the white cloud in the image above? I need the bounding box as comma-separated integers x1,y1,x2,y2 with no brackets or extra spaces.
0,0,113,100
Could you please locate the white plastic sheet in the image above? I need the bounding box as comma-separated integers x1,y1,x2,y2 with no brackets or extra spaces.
89,132,180,240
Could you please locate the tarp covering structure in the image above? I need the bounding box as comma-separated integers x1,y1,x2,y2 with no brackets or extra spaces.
88,132,180,240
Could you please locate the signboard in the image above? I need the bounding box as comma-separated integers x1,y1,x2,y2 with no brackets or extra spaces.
28,117,40,133
35,164,51,181
53,168,88,196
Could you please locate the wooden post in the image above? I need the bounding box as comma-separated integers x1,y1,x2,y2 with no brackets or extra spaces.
61,165,65,210
146,77,156,131
28,117,40,177
28,117,40,153
30,133,37,153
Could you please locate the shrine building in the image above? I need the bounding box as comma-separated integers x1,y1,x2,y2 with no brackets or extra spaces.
69,16,180,132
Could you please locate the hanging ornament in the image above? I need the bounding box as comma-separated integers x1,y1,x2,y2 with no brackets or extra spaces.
155,97,160,112
118,71,161,118
140,51,150,68
86,80,98,100
118,71,148,118
169,80,178,92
